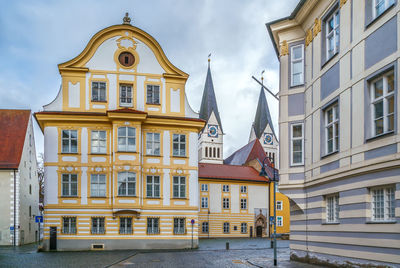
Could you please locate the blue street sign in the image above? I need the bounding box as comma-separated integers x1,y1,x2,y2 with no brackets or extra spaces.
269,216,274,222
35,216,43,223
10,226,14,231
191,219,195,225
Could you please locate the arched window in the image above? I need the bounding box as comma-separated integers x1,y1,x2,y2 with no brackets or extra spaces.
205,147,208,157
217,148,220,158
29,206,31,217
29,184,32,195
209,147,212,158
213,147,216,158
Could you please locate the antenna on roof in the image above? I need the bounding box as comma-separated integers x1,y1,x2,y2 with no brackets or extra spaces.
208,53,211,67
261,70,265,85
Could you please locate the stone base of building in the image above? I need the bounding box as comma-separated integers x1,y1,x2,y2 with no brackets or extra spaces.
42,238,198,251
290,249,397,268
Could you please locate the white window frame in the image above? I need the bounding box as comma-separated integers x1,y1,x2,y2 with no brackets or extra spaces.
147,84,160,104
61,173,78,197
146,133,160,156
91,81,106,102
201,184,208,192
201,197,208,208
240,185,247,193
117,127,136,152
290,123,304,166
62,217,76,234
172,134,186,157
222,185,230,192
326,195,339,223
371,186,395,221
147,217,159,234
120,84,133,107
146,175,160,198
241,223,247,233
223,198,230,209
290,44,304,87
325,10,340,61
373,0,395,19
91,217,105,234
62,130,78,153
118,172,136,196
91,130,106,154
202,222,209,233
90,174,106,197
324,103,339,154
119,217,132,234
370,71,395,137
240,198,247,210
277,216,283,227
223,222,230,233
173,218,186,234
173,176,186,198
276,201,283,211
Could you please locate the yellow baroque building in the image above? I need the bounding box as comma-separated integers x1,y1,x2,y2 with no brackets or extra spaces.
35,15,205,251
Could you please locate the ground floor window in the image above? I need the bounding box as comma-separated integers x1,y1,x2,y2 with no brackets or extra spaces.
241,223,247,233
62,217,76,234
371,186,395,221
277,216,283,227
173,218,185,234
91,217,105,234
119,217,132,234
202,222,209,233
147,217,159,234
223,222,230,233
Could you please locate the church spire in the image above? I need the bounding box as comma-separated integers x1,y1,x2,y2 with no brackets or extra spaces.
199,56,223,133
251,86,276,140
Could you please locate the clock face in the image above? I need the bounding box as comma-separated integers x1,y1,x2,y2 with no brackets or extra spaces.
208,125,218,137
264,133,273,145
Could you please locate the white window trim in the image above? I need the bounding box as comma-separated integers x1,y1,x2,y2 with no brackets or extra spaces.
240,185,247,193
62,217,77,234
222,185,230,192
202,222,209,233
91,81,107,102
370,71,395,137
241,223,247,233
290,44,304,87
325,10,340,61
173,176,186,198
62,173,78,197
147,84,160,105
201,184,208,192
324,103,339,154
326,195,339,223
117,172,136,196
276,201,283,211
90,174,106,197
290,123,304,166
373,0,395,19
117,127,136,152
173,218,186,234
277,216,283,227
147,218,160,234
91,130,107,154
371,186,395,221
146,175,160,198
223,222,230,233
201,197,208,208
119,84,133,107
240,198,247,210
223,198,230,209
62,130,78,154
146,133,161,156
119,217,132,234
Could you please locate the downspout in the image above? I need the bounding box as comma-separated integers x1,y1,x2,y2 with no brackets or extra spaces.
267,180,270,238
13,169,16,247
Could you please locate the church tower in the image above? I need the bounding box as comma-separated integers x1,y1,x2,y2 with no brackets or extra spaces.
249,81,279,167
198,59,223,164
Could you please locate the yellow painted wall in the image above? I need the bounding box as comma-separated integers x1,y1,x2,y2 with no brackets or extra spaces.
269,182,290,234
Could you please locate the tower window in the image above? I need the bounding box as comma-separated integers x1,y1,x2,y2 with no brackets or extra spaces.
213,147,216,158
209,147,212,158
205,147,208,157
217,148,220,158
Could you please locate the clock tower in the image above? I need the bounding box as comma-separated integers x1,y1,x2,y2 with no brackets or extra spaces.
249,85,279,167
198,60,224,164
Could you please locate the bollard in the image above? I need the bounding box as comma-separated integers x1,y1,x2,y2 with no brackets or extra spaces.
270,240,274,248
226,242,229,250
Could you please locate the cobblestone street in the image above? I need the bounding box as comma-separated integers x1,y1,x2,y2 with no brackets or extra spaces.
0,238,320,268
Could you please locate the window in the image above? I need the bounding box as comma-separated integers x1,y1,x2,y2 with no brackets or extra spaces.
29,184,32,195
118,172,136,196
120,84,133,106
276,201,283,211
201,197,208,208
240,199,247,210
324,103,339,154
240,185,247,193
290,44,304,86
62,217,76,234
277,216,283,227
147,85,160,104
174,218,185,234
201,184,208,192
119,217,132,234
91,217,105,234
146,133,160,156
325,10,340,60
62,130,77,153
147,217,159,234
173,176,186,198
222,185,229,192
172,134,186,157
223,222,230,233
92,82,106,102
241,223,247,233
371,186,395,221
91,131,106,154
290,123,304,165
202,222,209,233
90,174,106,197
370,72,395,137
373,0,395,19
223,198,230,209
326,195,339,223
117,127,135,152
29,206,31,217
29,167,31,180
146,175,160,198
62,174,78,196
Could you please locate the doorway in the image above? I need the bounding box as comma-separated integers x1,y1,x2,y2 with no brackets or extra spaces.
250,226,253,237
256,226,263,237
50,227,57,250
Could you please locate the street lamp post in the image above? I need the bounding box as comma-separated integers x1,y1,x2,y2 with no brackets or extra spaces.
260,156,278,267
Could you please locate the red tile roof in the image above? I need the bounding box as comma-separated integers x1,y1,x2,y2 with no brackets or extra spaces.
0,110,31,169
199,163,268,182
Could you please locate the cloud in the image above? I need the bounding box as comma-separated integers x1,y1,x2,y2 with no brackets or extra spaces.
0,0,298,158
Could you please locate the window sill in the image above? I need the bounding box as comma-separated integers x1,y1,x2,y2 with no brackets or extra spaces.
60,196,79,198
117,195,137,197
90,196,107,198
90,153,107,155
91,100,107,103
146,197,161,199
366,220,397,224
172,155,187,158
290,163,304,168
61,152,79,155
146,103,161,106
365,3,396,29
365,131,394,143
146,154,162,157
171,197,187,200
289,83,305,89
322,222,340,225
321,150,339,159
120,104,133,108
117,151,137,153
321,52,339,70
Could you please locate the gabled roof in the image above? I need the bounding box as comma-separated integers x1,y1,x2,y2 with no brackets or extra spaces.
199,163,268,182
252,86,277,140
199,64,223,132
224,139,268,166
0,110,30,169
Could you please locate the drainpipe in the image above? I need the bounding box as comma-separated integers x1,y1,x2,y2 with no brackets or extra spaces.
13,169,16,247
267,180,270,238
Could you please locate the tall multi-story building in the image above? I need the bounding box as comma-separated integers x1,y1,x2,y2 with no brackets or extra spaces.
267,0,400,266
35,15,204,251
0,109,39,245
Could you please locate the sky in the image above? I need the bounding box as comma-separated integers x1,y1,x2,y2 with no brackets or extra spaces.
0,0,298,158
